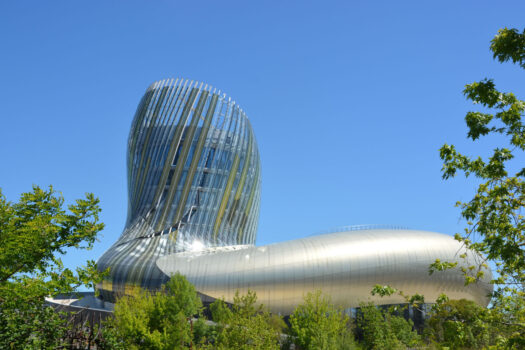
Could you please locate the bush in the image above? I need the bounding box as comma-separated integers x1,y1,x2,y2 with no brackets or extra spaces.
290,291,359,350
357,302,420,350
102,273,205,350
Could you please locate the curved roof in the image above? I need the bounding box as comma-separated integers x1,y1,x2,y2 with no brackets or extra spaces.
157,229,493,314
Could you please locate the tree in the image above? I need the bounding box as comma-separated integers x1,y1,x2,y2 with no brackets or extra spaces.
357,302,403,350
425,298,495,350
354,286,421,350
289,290,357,350
0,185,105,349
210,290,281,350
437,27,525,347
103,273,207,350
438,27,525,285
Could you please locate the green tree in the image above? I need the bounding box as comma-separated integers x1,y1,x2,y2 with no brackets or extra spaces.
0,185,105,349
210,290,281,350
357,285,421,350
289,290,358,350
357,303,403,350
436,27,525,347
488,291,525,349
438,27,525,286
103,273,207,350
426,298,492,349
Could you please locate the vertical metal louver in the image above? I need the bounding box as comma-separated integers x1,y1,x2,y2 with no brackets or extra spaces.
96,79,261,301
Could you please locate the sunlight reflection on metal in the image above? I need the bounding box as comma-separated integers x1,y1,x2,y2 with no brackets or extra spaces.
157,229,493,315
96,78,261,301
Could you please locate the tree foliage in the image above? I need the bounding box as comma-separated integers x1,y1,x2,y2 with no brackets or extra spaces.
483,292,525,350
371,284,425,309
357,302,420,350
210,290,281,350
490,28,525,69
359,286,422,350
0,185,105,349
438,27,525,286
436,26,525,347
102,283,522,349
289,290,357,350
425,296,524,349
103,273,207,350
426,298,493,350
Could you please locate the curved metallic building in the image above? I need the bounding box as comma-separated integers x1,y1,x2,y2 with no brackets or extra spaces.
97,79,261,301
97,78,492,311
157,229,492,314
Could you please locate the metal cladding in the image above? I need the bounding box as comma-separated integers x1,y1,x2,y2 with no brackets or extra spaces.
97,78,493,312
96,79,261,301
157,229,493,314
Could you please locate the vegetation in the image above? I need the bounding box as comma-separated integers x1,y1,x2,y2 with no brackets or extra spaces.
425,294,525,350
426,298,492,349
0,186,105,349
102,279,525,349
433,26,525,348
354,285,421,349
357,302,420,350
209,291,282,349
436,27,525,287
100,273,208,349
289,290,357,350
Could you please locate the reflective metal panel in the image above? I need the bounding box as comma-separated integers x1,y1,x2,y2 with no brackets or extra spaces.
96,79,261,301
157,229,493,315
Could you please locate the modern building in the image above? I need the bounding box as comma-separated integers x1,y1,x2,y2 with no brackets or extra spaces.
96,78,261,302
95,78,492,313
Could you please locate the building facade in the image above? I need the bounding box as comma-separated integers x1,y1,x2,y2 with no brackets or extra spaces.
97,79,261,301
96,79,492,312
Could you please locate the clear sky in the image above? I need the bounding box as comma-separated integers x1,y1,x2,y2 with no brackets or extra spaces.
1,1,524,278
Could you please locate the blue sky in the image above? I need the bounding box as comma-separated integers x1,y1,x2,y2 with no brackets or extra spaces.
1,1,524,277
